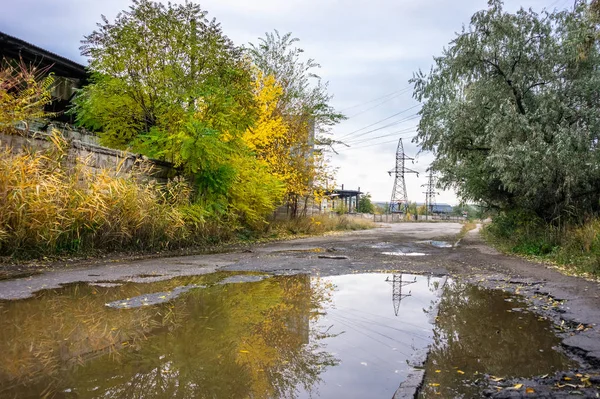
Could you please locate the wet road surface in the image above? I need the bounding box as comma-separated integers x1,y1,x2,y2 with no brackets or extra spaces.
1,222,599,398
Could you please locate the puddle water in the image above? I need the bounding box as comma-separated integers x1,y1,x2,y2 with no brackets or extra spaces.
0,272,573,399
419,282,574,398
415,240,454,248
428,240,453,248
382,251,428,257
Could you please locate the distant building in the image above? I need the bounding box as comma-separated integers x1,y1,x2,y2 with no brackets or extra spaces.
416,202,453,214
431,204,453,214
0,31,88,123
324,185,363,213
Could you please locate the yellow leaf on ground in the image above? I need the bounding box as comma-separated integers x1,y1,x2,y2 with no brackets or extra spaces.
239,350,250,353
514,384,523,389
526,387,535,394
457,370,465,374
435,370,441,373
490,376,504,382
428,383,440,387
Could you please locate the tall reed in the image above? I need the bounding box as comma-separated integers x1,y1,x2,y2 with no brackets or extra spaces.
0,131,200,256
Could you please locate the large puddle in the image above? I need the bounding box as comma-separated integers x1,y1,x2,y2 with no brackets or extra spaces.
0,272,573,398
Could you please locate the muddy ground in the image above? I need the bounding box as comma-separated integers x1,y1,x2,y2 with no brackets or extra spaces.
1,222,599,398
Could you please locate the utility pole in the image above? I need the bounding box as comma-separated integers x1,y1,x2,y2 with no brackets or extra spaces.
387,139,418,214
422,172,438,221
385,274,417,316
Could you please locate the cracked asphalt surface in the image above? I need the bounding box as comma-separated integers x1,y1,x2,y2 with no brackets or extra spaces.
1,222,600,397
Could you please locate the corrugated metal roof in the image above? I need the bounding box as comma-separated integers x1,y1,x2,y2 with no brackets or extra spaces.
0,31,87,78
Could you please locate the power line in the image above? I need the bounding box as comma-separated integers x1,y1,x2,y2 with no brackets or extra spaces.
337,104,421,140
338,85,413,113
346,90,410,119
341,113,420,142
337,136,414,152
345,126,418,146
344,121,419,145
422,172,439,220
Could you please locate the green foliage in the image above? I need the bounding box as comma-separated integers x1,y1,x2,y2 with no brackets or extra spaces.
73,0,286,225
413,1,600,221
357,194,375,214
486,210,558,255
485,211,600,276
76,0,257,152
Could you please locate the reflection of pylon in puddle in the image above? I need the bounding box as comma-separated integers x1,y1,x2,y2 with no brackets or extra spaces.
385,274,417,316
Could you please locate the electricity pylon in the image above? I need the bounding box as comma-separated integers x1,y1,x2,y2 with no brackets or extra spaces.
385,274,417,316
422,172,438,219
388,139,418,213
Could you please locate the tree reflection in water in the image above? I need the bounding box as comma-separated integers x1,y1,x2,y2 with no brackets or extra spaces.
420,282,572,398
0,273,338,398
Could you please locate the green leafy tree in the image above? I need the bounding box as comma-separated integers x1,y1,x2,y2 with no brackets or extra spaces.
412,1,600,221
357,194,375,214
76,0,256,159
74,0,283,225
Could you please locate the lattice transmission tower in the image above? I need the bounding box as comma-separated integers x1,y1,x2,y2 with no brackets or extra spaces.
388,139,418,213
385,274,417,316
422,172,438,217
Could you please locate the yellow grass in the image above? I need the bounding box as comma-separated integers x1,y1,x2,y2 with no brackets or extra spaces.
0,130,200,256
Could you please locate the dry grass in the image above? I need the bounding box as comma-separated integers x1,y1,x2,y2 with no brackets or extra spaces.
457,222,477,239
268,215,375,237
0,130,205,257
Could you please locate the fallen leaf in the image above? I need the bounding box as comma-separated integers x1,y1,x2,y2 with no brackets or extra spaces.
429,383,440,387
514,384,523,389
565,383,578,388
435,370,441,373
581,377,591,387
526,387,535,394
457,370,465,374
239,350,249,354
490,376,504,382
564,377,572,381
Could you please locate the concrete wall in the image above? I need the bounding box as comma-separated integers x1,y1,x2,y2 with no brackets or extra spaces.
1,126,175,183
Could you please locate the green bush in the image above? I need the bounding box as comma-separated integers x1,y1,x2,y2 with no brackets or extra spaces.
486,211,600,276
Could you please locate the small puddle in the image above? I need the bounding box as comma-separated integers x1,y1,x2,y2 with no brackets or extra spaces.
0,272,573,398
418,240,454,248
383,251,429,257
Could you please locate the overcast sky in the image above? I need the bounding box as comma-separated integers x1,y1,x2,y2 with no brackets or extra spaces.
1,0,572,204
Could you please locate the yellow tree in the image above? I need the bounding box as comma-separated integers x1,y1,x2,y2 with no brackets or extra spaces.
243,73,316,212
248,32,345,217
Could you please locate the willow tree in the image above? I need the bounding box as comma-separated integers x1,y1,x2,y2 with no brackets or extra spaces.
413,1,600,221
247,31,345,216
